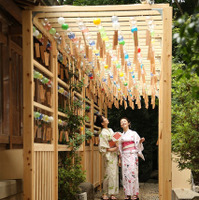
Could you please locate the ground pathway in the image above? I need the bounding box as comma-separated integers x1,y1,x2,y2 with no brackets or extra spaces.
94,182,159,200
94,170,159,200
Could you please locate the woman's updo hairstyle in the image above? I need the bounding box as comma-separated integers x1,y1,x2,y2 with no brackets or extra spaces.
94,113,104,128
120,117,131,128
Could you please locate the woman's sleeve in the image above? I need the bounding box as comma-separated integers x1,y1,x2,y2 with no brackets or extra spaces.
134,132,143,151
99,130,110,154
134,131,145,160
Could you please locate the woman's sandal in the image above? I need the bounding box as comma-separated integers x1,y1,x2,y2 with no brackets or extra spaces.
101,195,109,200
131,196,139,200
109,195,117,200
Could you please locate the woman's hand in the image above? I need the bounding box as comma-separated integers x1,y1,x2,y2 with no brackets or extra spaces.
115,141,119,147
140,137,145,144
107,146,118,152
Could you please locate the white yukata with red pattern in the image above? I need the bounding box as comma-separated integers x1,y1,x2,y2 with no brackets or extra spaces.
119,129,144,197
99,128,119,196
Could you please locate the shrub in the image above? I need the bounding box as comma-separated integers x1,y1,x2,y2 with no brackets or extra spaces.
58,153,86,200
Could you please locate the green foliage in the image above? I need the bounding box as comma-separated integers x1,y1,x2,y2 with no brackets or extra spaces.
85,105,91,111
173,7,199,98
85,128,94,140
58,61,89,197
172,63,199,183
58,153,86,200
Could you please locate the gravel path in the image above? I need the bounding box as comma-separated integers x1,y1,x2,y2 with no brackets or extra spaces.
94,183,159,200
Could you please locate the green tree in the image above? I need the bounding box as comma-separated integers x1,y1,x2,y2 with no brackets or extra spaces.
172,63,199,183
58,153,86,200
173,7,199,98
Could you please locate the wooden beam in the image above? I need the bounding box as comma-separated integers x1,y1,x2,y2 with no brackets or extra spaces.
32,4,169,12
22,10,34,200
158,6,172,200
33,101,54,113
33,59,54,78
36,10,162,18
0,0,22,24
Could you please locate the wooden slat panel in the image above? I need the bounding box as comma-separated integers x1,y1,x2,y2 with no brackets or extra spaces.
85,150,92,183
93,150,100,187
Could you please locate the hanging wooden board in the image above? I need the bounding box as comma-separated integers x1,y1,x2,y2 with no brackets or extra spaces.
35,43,40,58
44,52,49,66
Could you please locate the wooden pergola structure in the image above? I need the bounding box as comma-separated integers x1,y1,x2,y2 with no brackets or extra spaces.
23,3,172,200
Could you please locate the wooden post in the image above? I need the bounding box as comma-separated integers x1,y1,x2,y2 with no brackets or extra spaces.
99,92,103,189
8,37,13,149
52,44,58,200
82,75,86,171
91,98,94,184
159,6,172,200
23,10,34,200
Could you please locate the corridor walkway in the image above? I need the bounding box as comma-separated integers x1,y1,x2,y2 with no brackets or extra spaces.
94,183,159,200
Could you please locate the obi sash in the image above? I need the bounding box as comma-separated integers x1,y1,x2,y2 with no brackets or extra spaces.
122,141,135,151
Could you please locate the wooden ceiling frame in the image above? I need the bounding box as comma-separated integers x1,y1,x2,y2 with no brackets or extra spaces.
23,4,172,200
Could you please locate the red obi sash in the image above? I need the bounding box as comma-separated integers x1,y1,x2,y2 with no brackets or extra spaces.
122,141,135,150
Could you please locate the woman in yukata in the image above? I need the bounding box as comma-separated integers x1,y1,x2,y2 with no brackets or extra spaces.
119,117,145,200
95,114,119,200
